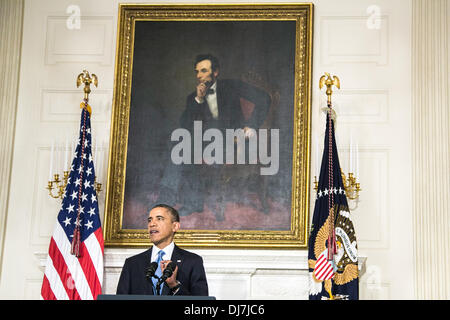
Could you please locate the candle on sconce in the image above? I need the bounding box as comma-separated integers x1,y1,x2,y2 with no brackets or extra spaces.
64,138,68,172
94,139,98,174
356,142,359,179
97,148,102,182
49,140,54,180
71,140,75,165
349,134,353,174
56,141,61,176
315,136,320,177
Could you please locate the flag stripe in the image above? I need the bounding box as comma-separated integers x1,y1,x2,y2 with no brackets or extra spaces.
41,275,57,300
323,268,334,280
94,227,104,255
42,252,70,300
78,237,102,298
315,255,329,275
314,251,334,281
315,256,327,271
45,251,69,300
86,228,104,279
52,221,93,299
41,256,63,299
315,262,328,277
48,237,81,300
316,266,332,280
317,262,333,278
319,263,333,279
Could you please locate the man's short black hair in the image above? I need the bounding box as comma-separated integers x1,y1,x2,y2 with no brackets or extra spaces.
194,54,220,72
150,203,180,222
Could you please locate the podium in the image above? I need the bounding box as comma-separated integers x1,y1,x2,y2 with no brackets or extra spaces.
97,294,216,300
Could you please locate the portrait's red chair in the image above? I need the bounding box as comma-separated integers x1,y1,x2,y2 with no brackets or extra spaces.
219,71,280,215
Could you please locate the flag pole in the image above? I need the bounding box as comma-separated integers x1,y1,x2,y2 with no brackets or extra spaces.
319,73,340,262
309,73,359,300
71,70,98,257
327,103,337,262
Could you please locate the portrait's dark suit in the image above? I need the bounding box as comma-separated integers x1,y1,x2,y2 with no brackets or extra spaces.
174,78,271,218
181,78,270,131
116,245,209,296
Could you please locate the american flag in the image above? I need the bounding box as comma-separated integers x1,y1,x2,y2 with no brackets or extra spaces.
41,104,104,300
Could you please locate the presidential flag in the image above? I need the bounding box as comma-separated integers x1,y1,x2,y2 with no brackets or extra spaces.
41,102,104,300
308,107,359,300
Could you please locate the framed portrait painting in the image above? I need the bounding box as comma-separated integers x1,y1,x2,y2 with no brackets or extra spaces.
104,4,313,248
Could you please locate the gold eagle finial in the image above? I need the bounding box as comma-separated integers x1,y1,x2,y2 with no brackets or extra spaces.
319,72,340,106
76,70,98,101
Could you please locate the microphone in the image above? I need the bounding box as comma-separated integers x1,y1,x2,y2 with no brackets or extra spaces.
156,261,176,287
145,262,158,281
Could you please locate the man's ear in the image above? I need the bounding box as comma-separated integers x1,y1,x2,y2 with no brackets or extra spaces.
172,221,180,233
213,69,219,78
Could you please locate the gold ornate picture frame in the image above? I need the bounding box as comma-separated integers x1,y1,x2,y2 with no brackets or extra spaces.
104,3,313,249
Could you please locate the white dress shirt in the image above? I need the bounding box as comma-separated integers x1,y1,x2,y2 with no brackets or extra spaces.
195,81,219,119
205,81,219,119
151,241,175,262
150,241,181,294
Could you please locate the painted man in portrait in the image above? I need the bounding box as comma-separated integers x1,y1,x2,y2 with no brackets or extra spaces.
158,54,271,221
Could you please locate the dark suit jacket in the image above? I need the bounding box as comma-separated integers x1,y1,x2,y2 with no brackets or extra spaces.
116,245,209,296
174,79,271,212
181,78,271,131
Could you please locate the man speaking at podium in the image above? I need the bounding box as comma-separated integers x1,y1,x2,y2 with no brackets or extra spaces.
116,204,209,296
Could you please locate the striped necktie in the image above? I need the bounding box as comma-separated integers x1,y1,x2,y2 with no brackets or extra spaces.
152,250,165,295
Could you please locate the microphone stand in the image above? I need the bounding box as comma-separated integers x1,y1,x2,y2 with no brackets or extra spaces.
154,262,175,295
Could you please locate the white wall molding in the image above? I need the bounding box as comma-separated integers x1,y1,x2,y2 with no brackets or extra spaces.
317,89,389,124
40,88,113,123
45,15,114,66
0,0,24,280
412,0,450,300
320,15,389,66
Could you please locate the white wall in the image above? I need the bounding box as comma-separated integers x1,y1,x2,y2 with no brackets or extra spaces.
0,0,419,299
311,0,413,299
